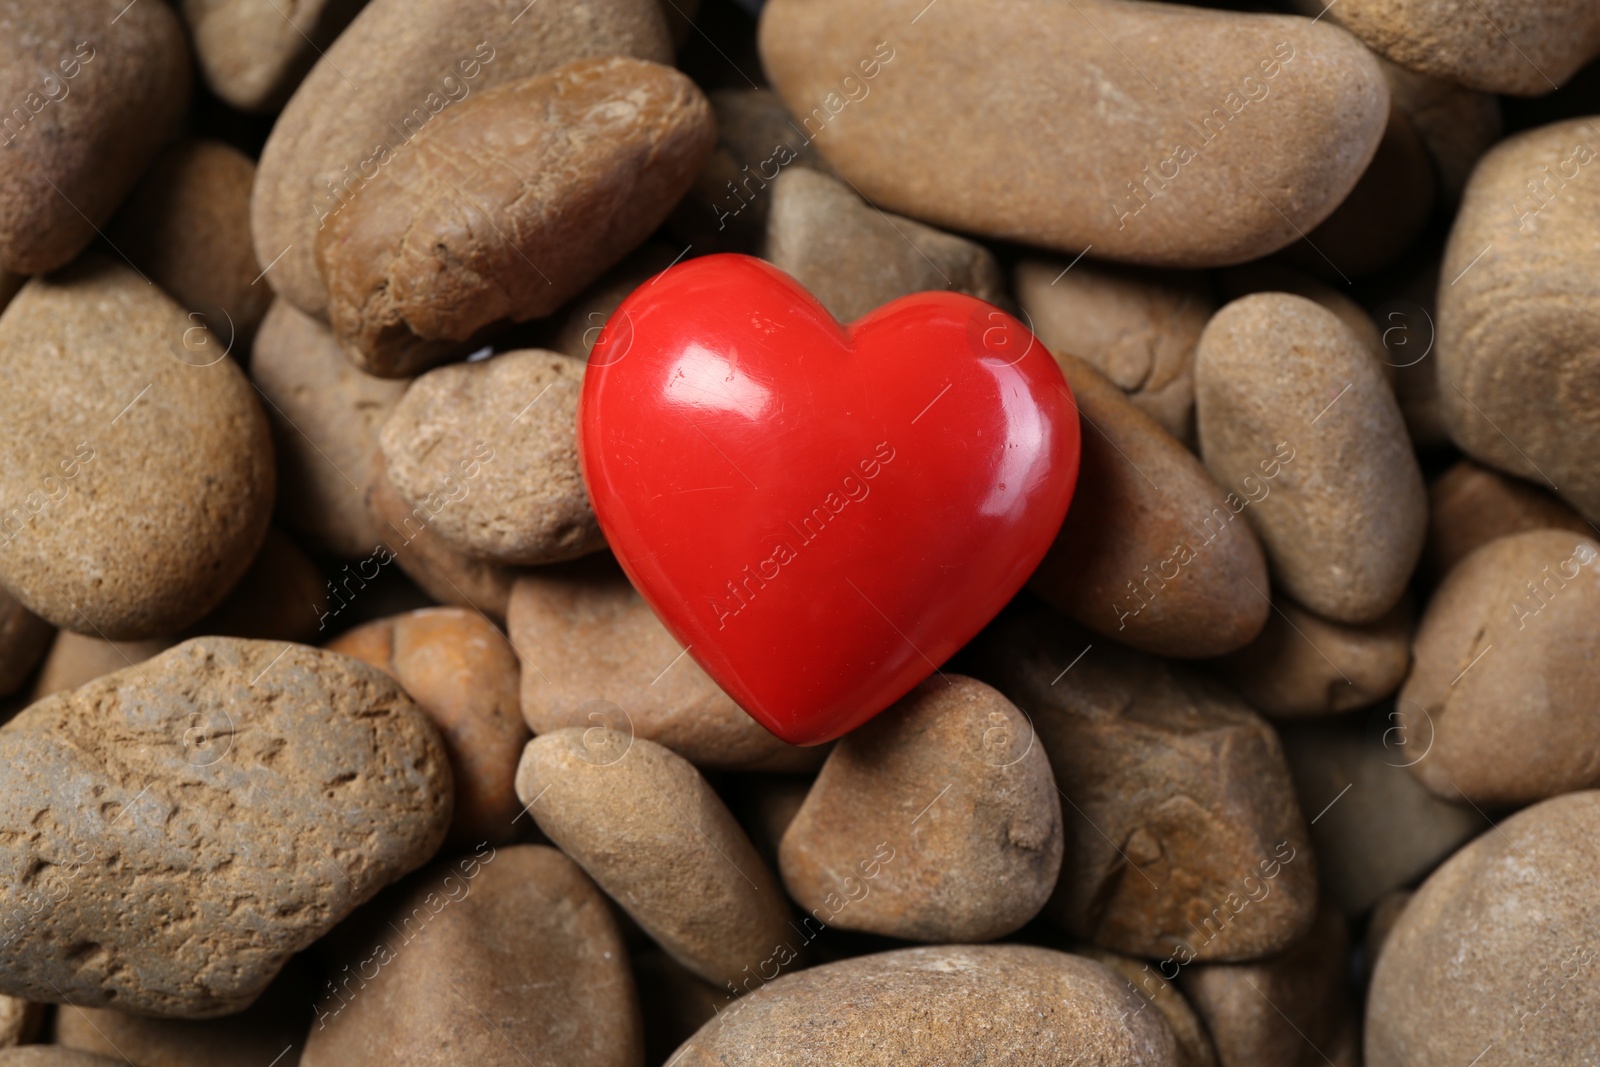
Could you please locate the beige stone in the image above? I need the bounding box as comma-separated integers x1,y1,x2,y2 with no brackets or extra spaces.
181,0,367,112
1424,459,1591,584
1216,262,1387,376
29,632,175,702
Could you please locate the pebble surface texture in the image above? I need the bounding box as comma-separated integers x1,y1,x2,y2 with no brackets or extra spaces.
1423,459,1591,584
758,0,1387,268
507,559,820,772
302,846,642,1067
668,945,1180,1065
0,0,191,274
1196,292,1426,624
1367,792,1600,1066
181,0,367,112
974,606,1317,961
379,350,604,565
317,57,715,377
251,0,672,320
0,638,453,1016
778,676,1062,942
515,728,793,989
1029,355,1270,659
0,258,275,639
1438,117,1600,524
1399,530,1600,806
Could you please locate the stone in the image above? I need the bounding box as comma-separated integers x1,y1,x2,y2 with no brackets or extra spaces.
107,139,272,349
252,0,672,320
971,605,1318,961
188,528,327,643
28,633,175,702
0,996,40,1047
251,300,410,559
378,350,603,566
1209,595,1413,718
1438,117,1600,523
327,608,528,848
1364,889,1411,974
317,57,714,377
1196,292,1426,624
1014,259,1212,444
0,1052,121,1066
758,0,1388,268
0,258,275,639
0,637,452,1016
1181,903,1359,1067
304,845,640,1067
507,558,821,772
1028,355,1270,659
1377,55,1501,203
1367,792,1600,1066
546,243,681,359
514,729,792,989
1399,529,1600,806
1216,262,1387,377
0,590,51,699
1278,721,1486,915
668,945,1180,1065
1075,946,1219,1067
778,675,1062,941
762,167,1006,322
181,0,367,112
1423,459,1591,583
0,0,190,274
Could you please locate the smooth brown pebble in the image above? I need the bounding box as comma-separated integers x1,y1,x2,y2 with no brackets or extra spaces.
1377,55,1501,202
1424,459,1592,584
1076,946,1219,1067
1216,261,1388,378
181,0,367,112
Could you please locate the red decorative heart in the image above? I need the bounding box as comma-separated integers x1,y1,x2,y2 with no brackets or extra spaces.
580,254,1079,745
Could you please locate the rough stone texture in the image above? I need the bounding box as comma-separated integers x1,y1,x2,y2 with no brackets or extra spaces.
379,350,603,566
302,845,641,1067
1377,55,1501,202
0,258,275,639
1196,292,1425,624
366,453,524,622
1279,721,1486,916
1439,118,1600,523
28,633,176,702
1367,792,1600,1066
762,167,1006,323
181,0,368,113
0,590,51,699
0,1052,121,1066
971,605,1317,961
758,0,1388,268
507,559,821,772
1014,259,1211,444
1182,903,1359,1067
107,139,271,349
515,729,792,989
187,528,327,643
0,638,453,1016
252,0,672,320
1399,529,1600,806
317,57,714,377
668,945,1180,1065
1076,946,1219,1067
546,243,681,359
1029,356,1270,659
251,300,409,559
778,676,1062,941
0,996,40,1047
0,0,190,274
1210,595,1412,718
1424,459,1591,584
327,608,528,847
54,957,315,1065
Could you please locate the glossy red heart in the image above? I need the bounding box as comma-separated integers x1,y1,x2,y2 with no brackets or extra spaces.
580,254,1079,745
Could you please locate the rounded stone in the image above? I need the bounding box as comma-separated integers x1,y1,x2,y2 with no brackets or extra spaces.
1377,55,1501,203
180,0,367,112
778,675,1063,942
1423,458,1591,584
1076,946,1219,1067
0,258,275,639
1196,291,1426,624
28,632,175,702
0,637,453,1017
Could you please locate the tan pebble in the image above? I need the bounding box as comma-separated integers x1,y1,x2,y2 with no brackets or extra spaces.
779,676,1062,941
515,729,792,989
762,167,1005,322
1076,946,1219,1067
327,607,528,847
1216,262,1388,379
1196,292,1425,623
1400,529,1600,806
0,0,190,273
758,0,1388,267
1014,259,1211,444
1424,458,1591,583
0,638,452,1016
1377,55,1502,202
972,606,1317,961
379,350,603,565
669,945,1180,1065
186,528,327,642
0,995,40,1048
0,258,274,639
1029,355,1270,659
508,559,821,772
28,632,176,702
180,0,367,112
0,590,52,699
